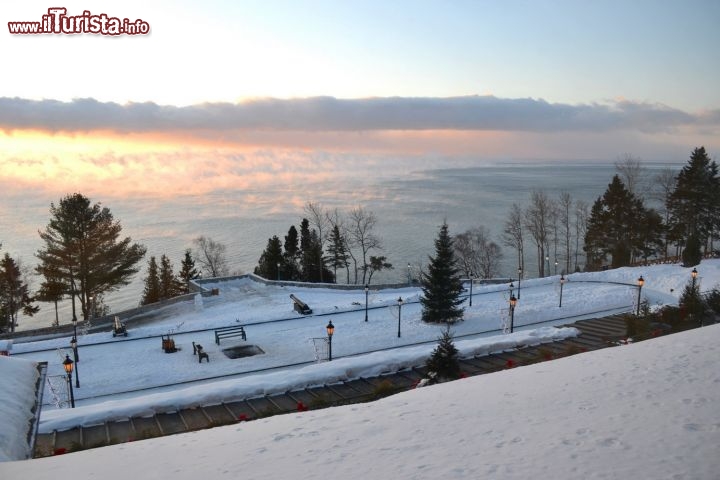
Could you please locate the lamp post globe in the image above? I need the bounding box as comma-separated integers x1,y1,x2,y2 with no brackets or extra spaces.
63,355,75,408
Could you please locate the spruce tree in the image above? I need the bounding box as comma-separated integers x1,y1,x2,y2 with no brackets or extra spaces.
0,253,38,332
421,221,465,323
159,254,181,300
584,175,661,268
668,147,720,261
178,249,199,294
254,236,284,280
141,256,161,305
426,329,461,381
283,225,300,280
326,224,349,283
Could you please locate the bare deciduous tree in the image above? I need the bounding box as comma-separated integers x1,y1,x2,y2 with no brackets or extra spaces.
615,154,648,198
454,226,503,279
502,203,525,278
193,236,229,278
304,202,330,282
558,191,573,274
347,207,382,284
525,190,552,277
650,167,677,259
574,200,590,271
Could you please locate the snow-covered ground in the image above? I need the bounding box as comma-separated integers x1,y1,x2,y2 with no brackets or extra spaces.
1,260,718,475
2,316,718,478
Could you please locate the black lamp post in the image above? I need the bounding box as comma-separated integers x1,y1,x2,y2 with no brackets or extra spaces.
63,355,75,408
554,260,558,275
70,280,79,363
509,282,514,297
691,268,698,290
517,266,522,299
407,263,411,285
468,272,473,307
636,275,645,316
559,274,566,308
397,297,403,338
509,294,517,333
326,320,334,361
277,262,281,281
70,337,80,388
364,284,369,322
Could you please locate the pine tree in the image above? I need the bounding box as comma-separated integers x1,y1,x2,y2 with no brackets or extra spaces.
421,222,465,323
141,256,161,305
254,236,284,280
0,253,39,333
178,249,199,294
36,193,146,320
159,254,180,300
425,329,461,381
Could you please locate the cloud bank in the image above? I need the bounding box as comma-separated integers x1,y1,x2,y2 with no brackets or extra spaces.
1,96,717,135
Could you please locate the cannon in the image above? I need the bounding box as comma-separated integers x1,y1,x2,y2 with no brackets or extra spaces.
112,316,128,337
290,294,313,315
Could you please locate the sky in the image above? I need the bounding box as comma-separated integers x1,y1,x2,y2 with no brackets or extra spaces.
1,1,719,199
1,260,718,477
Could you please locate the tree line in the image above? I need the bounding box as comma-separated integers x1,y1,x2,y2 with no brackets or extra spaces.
255,202,393,285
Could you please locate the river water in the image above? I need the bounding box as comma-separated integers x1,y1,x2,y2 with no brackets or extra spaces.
2,160,680,329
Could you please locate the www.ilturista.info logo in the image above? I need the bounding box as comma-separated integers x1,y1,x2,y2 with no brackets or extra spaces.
8,8,150,35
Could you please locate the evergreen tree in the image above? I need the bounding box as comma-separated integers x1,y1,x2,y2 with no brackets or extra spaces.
36,193,146,320
421,222,465,323
159,254,181,300
680,278,706,324
299,218,312,253
254,236,284,280
178,249,199,294
283,225,300,280
681,233,703,268
300,230,334,283
667,147,720,262
583,175,661,269
141,256,161,305
34,264,65,327
366,255,393,284
0,253,39,333
326,224,349,283
425,329,461,381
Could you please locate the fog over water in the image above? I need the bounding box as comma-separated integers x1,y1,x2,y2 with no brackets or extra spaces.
2,160,681,330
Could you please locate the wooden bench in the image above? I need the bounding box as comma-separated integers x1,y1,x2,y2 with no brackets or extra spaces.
214,325,247,345
290,294,313,315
